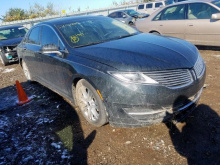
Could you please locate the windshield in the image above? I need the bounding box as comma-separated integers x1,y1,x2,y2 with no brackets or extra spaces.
124,10,140,16
0,26,28,41
56,17,138,48
212,0,220,8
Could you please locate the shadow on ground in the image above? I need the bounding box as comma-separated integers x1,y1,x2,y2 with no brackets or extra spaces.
0,82,95,165
165,103,220,165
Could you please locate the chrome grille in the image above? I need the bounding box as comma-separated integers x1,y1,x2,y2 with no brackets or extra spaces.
193,55,205,78
144,69,193,89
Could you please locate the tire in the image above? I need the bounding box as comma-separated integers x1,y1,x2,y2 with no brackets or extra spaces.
22,60,32,81
0,52,9,66
129,21,134,26
75,79,108,127
151,31,160,35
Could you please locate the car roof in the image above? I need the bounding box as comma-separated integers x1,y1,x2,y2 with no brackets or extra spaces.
37,15,105,26
0,25,24,30
174,0,214,4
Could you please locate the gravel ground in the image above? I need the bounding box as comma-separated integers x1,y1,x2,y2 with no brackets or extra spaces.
0,47,220,165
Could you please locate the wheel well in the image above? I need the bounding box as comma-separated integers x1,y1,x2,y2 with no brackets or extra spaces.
73,78,81,87
149,30,160,34
19,58,23,67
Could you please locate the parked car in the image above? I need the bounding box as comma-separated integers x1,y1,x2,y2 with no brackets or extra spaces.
136,0,220,46
108,9,149,25
0,25,28,66
17,16,206,127
137,1,166,15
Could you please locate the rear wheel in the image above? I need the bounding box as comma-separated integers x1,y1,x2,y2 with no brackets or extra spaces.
75,79,108,127
22,60,32,81
0,52,9,66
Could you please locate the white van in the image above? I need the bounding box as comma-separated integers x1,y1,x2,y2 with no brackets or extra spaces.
137,1,165,15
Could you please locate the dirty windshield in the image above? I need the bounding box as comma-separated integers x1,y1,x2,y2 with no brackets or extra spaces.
56,17,138,48
0,26,28,40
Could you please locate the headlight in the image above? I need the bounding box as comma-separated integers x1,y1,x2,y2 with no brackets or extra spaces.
108,72,158,84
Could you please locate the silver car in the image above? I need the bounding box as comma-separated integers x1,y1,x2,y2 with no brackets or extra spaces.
108,9,149,26
136,0,220,46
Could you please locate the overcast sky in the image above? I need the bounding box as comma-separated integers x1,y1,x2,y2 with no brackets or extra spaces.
0,0,129,17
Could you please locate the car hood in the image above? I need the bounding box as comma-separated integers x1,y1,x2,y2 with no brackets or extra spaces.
0,37,23,47
73,33,199,71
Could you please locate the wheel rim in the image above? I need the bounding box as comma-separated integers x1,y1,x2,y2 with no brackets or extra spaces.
77,86,100,122
23,62,31,80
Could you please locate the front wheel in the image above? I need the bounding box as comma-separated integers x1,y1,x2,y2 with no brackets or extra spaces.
75,79,108,127
0,52,9,66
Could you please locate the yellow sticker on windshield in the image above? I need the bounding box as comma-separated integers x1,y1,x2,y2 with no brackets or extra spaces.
70,33,84,43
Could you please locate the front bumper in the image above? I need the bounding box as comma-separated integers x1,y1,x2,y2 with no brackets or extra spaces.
103,70,206,128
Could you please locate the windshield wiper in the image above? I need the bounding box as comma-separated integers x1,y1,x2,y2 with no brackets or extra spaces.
117,32,139,39
74,33,139,48
74,40,107,48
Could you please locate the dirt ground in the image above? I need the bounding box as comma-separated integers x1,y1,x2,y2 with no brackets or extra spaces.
0,47,220,165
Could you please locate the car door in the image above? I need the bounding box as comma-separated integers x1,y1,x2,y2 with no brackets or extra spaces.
115,12,126,23
185,3,220,46
40,25,69,95
22,26,43,78
153,4,187,39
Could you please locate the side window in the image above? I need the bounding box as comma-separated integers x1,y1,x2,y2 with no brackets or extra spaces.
117,12,124,18
138,4,144,9
27,27,40,45
41,26,63,50
146,4,153,8
109,13,117,18
153,12,162,21
155,2,163,8
188,3,219,19
161,5,185,20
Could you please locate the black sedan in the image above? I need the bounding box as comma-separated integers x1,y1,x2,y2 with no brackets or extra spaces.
17,16,206,127
0,25,28,66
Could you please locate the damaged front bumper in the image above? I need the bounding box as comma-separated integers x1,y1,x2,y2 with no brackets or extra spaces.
103,71,206,128
0,45,18,62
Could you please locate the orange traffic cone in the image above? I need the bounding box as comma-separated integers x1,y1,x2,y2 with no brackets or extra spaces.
15,80,32,105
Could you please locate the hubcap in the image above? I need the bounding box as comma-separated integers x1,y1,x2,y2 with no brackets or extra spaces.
77,86,100,122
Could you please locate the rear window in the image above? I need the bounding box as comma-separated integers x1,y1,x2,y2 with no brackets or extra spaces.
138,4,144,9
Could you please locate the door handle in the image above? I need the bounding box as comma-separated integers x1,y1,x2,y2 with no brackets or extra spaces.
23,47,27,50
188,23,193,26
160,24,163,26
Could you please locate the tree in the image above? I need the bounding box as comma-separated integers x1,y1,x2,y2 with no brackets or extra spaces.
1,8,28,22
77,7,81,12
28,3,59,19
1,2,59,22
112,1,119,6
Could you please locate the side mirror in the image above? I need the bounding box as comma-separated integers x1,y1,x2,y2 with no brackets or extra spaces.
41,44,62,56
123,14,127,18
211,13,220,20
